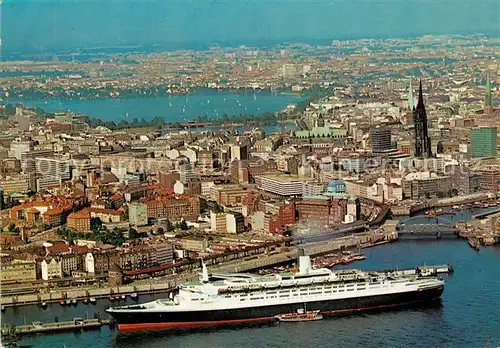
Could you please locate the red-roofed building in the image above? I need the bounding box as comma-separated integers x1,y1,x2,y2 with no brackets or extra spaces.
88,208,125,223
45,241,70,256
25,208,41,224
67,211,91,232
145,196,200,221
42,206,72,226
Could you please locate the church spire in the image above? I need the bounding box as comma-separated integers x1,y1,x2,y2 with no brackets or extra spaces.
413,80,432,158
417,79,424,107
408,78,414,110
484,72,492,114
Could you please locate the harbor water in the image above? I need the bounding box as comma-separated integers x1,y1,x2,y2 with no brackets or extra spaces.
3,240,499,348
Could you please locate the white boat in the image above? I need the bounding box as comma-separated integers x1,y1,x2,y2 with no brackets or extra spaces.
275,309,323,322
106,256,445,331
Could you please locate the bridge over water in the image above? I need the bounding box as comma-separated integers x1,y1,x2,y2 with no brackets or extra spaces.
397,223,458,239
472,207,500,219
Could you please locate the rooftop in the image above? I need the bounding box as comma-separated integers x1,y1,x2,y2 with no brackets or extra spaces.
261,174,315,183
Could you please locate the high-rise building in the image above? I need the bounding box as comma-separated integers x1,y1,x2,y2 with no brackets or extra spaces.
9,141,33,160
179,163,196,183
370,126,392,152
35,157,71,192
413,80,432,158
484,73,493,114
230,144,248,161
128,202,148,226
470,127,497,158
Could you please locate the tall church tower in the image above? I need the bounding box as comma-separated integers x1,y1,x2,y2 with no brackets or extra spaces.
484,73,493,114
413,80,432,158
408,78,415,111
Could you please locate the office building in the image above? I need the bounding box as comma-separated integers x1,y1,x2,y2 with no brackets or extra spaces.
371,127,392,152
128,202,148,226
35,157,71,192
470,127,497,158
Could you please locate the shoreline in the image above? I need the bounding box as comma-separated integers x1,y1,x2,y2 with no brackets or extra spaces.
1,87,307,104
1,232,395,309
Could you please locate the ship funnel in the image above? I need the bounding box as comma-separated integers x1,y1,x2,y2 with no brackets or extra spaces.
201,261,209,283
298,256,312,275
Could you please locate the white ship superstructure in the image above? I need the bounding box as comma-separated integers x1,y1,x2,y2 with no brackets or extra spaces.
107,256,445,330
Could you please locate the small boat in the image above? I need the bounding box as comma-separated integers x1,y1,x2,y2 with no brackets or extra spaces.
109,296,115,302
83,298,89,304
121,295,126,300
60,300,66,306
41,302,47,309
1,306,5,312
275,309,323,322
71,299,77,306
130,293,138,300
114,296,121,301
65,299,71,306
90,298,97,304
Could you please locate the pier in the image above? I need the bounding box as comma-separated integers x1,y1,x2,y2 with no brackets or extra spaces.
1,317,114,336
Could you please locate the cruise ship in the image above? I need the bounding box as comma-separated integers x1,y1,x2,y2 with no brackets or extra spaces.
106,256,445,330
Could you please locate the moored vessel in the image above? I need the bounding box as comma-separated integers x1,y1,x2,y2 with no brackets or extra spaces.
275,308,323,322
106,256,445,331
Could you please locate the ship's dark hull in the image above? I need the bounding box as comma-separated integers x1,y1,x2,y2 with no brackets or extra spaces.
109,285,443,330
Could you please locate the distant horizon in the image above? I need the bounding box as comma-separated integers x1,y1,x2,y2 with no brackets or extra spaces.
3,31,498,61
2,0,499,59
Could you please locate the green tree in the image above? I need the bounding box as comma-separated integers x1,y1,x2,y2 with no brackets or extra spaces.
152,116,166,128
166,219,175,232
179,220,188,230
90,217,102,232
129,227,139,239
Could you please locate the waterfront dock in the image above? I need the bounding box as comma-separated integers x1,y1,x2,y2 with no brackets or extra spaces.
1,317,114,336
382,264,454,277
1,231,397,309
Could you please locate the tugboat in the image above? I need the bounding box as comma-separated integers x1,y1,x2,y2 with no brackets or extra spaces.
274,308,323,322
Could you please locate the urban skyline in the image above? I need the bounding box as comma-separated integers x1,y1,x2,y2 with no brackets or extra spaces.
2,0,500,57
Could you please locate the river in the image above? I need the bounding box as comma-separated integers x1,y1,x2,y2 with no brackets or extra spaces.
4,237,499,348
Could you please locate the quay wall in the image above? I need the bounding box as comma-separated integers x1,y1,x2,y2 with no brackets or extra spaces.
1,232,396,307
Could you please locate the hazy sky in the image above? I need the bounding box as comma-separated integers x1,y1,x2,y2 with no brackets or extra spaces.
3,0,499,54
